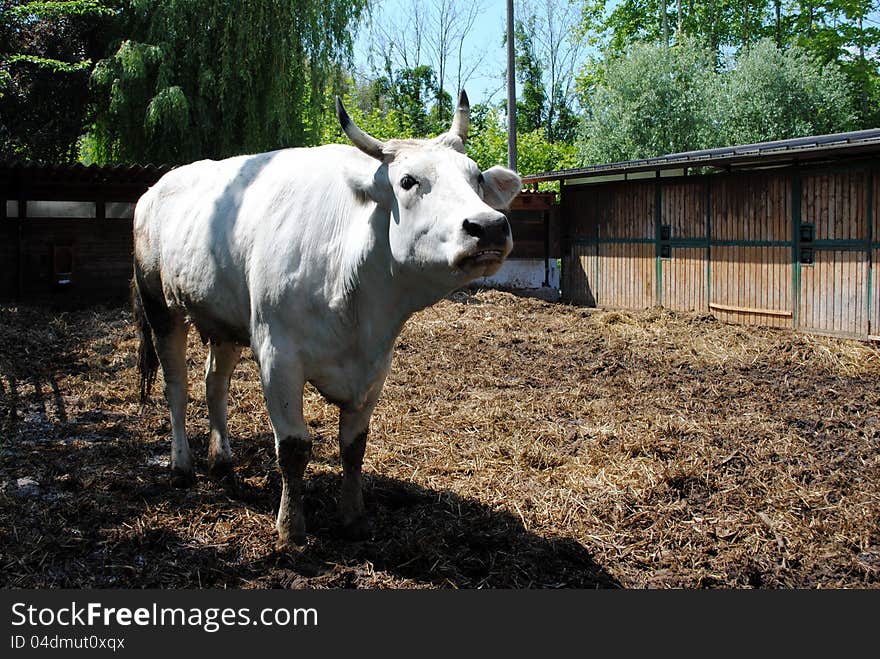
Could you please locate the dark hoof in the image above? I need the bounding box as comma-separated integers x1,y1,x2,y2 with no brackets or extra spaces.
209,460,239,495
170,468,195,488
340,517,372,541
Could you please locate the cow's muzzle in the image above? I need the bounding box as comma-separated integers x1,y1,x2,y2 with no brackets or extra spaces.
462,213,510,246
455,212,512,270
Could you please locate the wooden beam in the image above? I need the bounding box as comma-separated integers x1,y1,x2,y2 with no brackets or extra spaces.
709,302,792,317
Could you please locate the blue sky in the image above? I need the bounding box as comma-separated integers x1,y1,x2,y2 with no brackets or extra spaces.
352,0,520,107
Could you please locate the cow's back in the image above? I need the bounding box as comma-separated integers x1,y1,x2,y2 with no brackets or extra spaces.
133,145,375,344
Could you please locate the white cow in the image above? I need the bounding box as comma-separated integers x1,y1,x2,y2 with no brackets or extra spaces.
132,91,521,548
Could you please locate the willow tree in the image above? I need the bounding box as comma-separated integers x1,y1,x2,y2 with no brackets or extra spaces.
90,0,367,164
1,0,117,162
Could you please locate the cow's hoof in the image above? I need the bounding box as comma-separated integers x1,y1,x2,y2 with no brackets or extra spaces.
209,460,238,495
340,517,372,541
170,468,195,489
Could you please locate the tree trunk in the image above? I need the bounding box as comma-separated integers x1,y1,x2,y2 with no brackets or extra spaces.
662,0,669,46
775,0,781,47
677,0,682,40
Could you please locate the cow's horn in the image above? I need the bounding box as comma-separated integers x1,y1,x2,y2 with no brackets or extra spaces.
450,89,470,144
335,96,386,161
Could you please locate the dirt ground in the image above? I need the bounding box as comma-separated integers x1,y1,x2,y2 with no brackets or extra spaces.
1,289,879,589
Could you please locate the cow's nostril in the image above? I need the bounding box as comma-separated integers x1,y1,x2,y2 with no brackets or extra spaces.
462,219,483,238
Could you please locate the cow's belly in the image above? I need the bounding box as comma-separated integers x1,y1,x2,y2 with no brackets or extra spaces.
159,239,252,344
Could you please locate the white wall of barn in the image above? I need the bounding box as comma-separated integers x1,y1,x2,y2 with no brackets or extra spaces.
472,257,560,296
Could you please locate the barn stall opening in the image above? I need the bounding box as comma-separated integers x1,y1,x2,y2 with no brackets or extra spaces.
526,129,880,341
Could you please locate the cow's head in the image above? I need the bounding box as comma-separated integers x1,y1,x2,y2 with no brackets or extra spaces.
336,91,521,283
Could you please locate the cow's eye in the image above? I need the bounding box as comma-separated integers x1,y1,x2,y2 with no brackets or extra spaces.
400,175,418,190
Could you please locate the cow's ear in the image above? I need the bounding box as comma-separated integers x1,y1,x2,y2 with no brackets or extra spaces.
344,161,393,207
481,166,522,209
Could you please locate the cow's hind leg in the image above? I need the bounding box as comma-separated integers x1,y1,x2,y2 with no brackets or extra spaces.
154,318,193,487
337,402,377,540
256,342,311,548
205,342,242,487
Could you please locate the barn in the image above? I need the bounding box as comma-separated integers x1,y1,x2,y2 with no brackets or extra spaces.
525,129,880,340
0,161,172,305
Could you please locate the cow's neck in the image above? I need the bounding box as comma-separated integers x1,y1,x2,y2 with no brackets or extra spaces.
344,212,453,357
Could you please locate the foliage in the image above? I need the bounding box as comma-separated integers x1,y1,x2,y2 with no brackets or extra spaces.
513,0,584,144
90,0,366,164
577,38,718,164
515,13,547,135
322,83,575,181
0,0,119,162
578,0,880,129
716,38,856,145
467,107,577,175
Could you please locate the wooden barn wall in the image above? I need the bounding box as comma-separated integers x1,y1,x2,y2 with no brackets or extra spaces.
598,242,656,309
561,160,880,340
710,246,793,328
660,181,707,312
800,249,868,336
1,181,557,307
561,186,598,305
506,206,560,259
871,173,880,339
0,221,18,300
566,243,597,306
873,249,880,339
709,174,794,329
798,170,870,337
662,248,707,313
562,181,656,307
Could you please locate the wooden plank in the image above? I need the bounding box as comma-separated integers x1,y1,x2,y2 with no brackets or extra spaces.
873,249,880,337
596,242,655,309
708,302,792,317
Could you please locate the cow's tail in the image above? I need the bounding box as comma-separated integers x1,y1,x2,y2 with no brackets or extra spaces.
131,275,159,407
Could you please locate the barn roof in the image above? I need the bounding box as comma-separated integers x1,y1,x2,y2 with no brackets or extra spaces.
0,160,174,201
523,128,880,184
0,160,173,186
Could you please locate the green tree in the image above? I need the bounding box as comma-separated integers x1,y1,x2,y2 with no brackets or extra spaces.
579,0,880,128
90,0,366,164
514,13,547,135
513,0,584,144
577,38,718,164
468,106,576,176
716,38,856,145
321,65,452,146
0,0,117,162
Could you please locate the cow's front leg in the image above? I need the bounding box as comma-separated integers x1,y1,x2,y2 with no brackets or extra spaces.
276,434,312,547
338,399,379,540
257,343,311,548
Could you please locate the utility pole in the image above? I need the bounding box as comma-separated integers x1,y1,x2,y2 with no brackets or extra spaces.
506,0,517,170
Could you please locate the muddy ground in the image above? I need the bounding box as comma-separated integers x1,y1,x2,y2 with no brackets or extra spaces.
1,290,879,588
